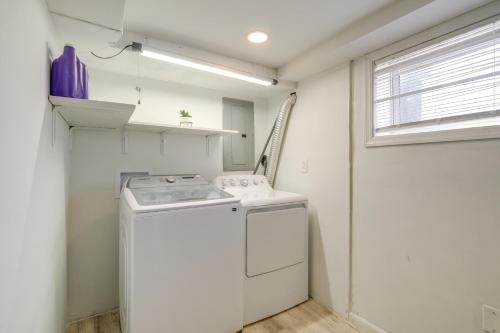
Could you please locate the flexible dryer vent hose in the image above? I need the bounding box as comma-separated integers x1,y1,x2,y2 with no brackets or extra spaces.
264,92,297,187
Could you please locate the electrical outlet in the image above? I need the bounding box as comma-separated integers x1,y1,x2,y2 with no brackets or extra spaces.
483,304,500,333
300,159,309,174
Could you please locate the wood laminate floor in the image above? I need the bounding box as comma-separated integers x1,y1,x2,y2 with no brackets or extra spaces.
67,300,361,333
67,310,121,333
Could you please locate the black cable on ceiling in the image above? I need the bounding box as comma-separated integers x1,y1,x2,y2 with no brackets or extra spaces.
90,42,142,59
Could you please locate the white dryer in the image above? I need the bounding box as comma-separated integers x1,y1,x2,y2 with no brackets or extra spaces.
120,175,243,333
214,175,308,325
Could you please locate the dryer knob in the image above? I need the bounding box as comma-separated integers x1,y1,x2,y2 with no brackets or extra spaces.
166,176,176,183
240,179,249,187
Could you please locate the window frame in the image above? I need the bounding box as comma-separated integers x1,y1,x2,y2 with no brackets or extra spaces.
365,13,500,147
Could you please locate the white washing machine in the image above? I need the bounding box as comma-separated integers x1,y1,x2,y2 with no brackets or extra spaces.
214,175,308,325
120,175,243,333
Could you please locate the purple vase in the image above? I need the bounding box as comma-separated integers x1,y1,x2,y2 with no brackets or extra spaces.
50,45,89,99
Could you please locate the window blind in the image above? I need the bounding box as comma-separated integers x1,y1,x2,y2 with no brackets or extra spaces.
373,18,500,134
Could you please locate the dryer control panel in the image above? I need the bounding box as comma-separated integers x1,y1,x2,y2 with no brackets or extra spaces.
214,175,270,190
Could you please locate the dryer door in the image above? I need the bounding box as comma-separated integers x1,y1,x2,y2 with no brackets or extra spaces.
246,205,306,277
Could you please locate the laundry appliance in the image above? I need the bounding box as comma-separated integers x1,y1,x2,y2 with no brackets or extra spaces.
120,175,243,333
214,175,308,325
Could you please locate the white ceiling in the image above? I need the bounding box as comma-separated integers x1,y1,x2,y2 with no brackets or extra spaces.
47,0,125,30
279,0,494,80
123,0,395,69
55,0,495,98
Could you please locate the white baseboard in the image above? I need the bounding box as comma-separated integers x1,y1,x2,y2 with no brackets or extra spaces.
349,312,389,333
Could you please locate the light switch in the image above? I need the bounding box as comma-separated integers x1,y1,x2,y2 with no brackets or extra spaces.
483,304,500,333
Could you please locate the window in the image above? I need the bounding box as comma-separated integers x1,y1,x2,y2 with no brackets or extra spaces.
368,17,500,146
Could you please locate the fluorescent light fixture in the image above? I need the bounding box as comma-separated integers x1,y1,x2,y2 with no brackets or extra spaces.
141,48,277,86
247,31,268,44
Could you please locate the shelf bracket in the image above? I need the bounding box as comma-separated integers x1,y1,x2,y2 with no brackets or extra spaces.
48,96,61,148
206,136,210,156
205,134,221,156
122,127,129,154
68,126,75,152
160,132,168,156
51,105,58,148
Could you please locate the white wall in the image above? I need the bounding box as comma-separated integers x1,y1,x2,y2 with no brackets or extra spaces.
349,58,500,333
0,1,69,332
67,69,271,319
269,65,351,316
271,24,500,333
273,43,500,333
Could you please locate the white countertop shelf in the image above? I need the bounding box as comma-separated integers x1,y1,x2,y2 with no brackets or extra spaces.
49,96,136,128
126,121,239,136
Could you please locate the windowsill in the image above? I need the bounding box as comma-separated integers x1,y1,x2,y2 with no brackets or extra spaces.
366,123,500,147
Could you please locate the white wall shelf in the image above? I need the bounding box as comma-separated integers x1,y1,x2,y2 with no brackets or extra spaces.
48,96,238,156
126,121,238,136
49,96,136,128
124,121,239,155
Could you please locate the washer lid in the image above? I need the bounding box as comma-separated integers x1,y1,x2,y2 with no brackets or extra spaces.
130,184,234,206
128,174,206,188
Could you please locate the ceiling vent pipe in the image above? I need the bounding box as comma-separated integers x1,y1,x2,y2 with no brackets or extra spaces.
254,92,297,187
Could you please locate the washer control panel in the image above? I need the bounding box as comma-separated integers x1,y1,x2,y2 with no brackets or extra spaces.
214,175,270,190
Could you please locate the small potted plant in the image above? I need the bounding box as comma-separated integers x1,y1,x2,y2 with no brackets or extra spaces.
179,110,193,127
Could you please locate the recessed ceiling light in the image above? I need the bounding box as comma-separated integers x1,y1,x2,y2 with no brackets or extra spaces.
247,31,268,44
